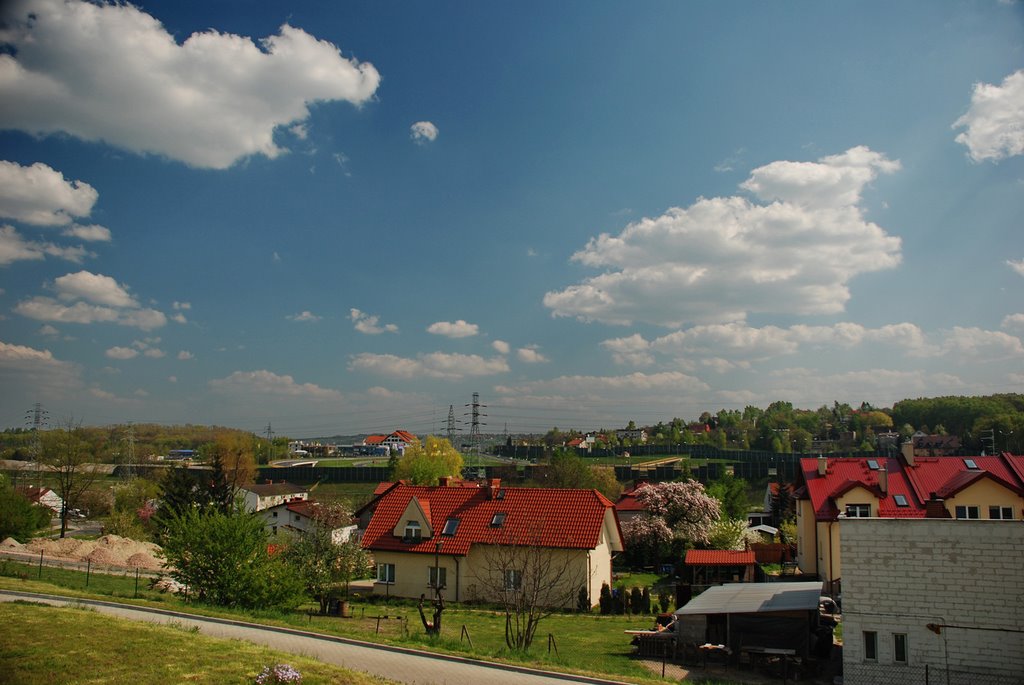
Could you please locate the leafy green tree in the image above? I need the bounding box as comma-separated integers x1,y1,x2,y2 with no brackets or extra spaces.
0,477,50,542
152,465,207,541
285,503,370,614
393,436,463,485
707,473,750,520
159,506,303,609
547,448,591,489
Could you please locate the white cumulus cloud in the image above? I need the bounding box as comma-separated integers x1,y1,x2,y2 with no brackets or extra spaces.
0,226,91,265
600,334,655,367
953,69,1024,162
492,340,511,355
0,160,98,226
288,310,321,322
0,0,381,169
63,224,111,242
15,270,168,330
177,350,194,360
410,121,439,144
348,352,509,380
544,147,902,327
105,346,138,360
517,346,550,364
1007,259,1024,277
210,369,343,401
349,308,398,334
53,271,136,307
427,320,479,338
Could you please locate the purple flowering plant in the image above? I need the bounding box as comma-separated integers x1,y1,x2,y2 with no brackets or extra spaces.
255,664,302,684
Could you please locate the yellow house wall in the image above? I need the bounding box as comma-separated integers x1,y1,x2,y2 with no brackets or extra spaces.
944,479,1021,518
796,498,818,575
370,538,614,607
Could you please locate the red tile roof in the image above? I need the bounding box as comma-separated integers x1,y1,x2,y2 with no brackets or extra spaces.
365,435,387,445
361,482,622,556
685,550,756,566
615,482,650,512
799,454,1024,521
388,430,417,444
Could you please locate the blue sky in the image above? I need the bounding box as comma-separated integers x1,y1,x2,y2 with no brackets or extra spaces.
1,0,1023,437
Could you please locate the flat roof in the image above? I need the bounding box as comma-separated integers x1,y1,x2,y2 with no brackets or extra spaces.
674,582,823,616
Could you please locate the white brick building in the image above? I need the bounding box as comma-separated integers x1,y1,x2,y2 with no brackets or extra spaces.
841,518,1024,685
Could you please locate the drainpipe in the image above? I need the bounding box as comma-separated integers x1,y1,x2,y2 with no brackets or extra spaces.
827,521,835,593
454,556,460,602
587,551,593,606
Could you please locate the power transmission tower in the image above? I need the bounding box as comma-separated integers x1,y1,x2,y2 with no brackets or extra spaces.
125,423,136,479
445,405,461,446
25,403,48,488
464,392,486,470
264,422,275,463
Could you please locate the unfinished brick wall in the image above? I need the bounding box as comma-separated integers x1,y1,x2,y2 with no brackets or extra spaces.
840,518,1024,684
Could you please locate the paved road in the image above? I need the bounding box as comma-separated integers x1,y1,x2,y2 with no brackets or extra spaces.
1,590,632,685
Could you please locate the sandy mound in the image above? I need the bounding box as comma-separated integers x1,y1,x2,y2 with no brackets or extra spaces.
23,534,164,570
1,537,24,549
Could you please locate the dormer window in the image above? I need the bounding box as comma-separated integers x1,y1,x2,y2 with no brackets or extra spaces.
491,512,506,527
404,520,421,541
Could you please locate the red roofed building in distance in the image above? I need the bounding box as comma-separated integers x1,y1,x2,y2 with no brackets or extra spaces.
358,478,624,607
684,549,757,585
795,446,1024,588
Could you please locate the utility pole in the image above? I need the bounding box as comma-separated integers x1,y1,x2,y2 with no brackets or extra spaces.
25,402,48,488
445,405,461,446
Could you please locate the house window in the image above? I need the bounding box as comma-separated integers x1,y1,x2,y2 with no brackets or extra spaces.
377,563,395,584
404,520,422,541
846,504,870,518
272,511,278,518
989,506,1013,520
491,512,506,527
442,518,460,536
428,566,447,589
863,631,877,660
893,495,909,507
894,633,907,663
955,506,979,519
504,569,522,591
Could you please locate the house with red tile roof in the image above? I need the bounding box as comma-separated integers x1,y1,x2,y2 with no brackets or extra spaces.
795,449,1024,587
364,434,387,445
258,499,357,544
358,478,624,607
16,485,62,515
614,481,650,524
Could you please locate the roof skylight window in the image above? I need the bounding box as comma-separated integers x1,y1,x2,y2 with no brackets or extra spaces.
867,459,879,470
964,459,978,470
490,512,506,527
894,494,909,507
442,518,460,536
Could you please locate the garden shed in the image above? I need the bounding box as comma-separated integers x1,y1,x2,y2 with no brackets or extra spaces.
673,582,824,660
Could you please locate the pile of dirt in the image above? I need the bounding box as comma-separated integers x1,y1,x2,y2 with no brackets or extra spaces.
0,537,24,549
22,534,164,570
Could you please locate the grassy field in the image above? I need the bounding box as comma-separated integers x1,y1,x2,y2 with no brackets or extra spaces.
0,601,394,685
0,562,673,684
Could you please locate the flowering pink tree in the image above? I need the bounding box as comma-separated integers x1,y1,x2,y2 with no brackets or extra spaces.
621,515,672,563
634,480,721,547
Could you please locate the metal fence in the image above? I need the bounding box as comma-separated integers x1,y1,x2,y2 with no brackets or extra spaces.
845,663,1024,685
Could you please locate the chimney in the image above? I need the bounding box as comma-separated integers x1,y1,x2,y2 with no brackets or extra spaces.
925,493,950,518
487,477,501,500
878,467,888,495
817,455,828,477
901,441,915,467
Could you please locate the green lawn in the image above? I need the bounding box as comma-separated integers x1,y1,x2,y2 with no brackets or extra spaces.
0,601,394,685
0,562,670,684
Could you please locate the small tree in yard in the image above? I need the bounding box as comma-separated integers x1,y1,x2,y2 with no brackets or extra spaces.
40,418,99,538
473,528,585,651
160,506,303,609
284,502,369,615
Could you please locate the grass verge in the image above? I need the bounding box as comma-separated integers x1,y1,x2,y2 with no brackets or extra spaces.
0,601,394,685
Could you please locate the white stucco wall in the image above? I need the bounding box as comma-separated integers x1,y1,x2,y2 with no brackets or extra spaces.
840,518,1024,685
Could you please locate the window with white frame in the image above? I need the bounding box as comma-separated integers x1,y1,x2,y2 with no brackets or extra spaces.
863,631,877,660
404,520,421,541
377,563,395,584
846,503,870,518
428,566,447,589
955,505,980,519
504,569,522,591
989,506,1013,520
893,633,907,663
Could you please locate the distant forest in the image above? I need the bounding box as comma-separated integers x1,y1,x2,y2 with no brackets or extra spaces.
2,393,1022,461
